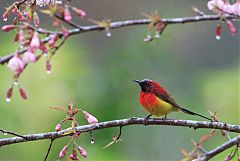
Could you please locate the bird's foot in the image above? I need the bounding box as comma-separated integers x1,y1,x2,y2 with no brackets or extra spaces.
160,115,167,120
144,114,152,125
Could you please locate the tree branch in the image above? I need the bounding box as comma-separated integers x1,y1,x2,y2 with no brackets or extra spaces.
0,14,238,65
199,135,240,161
0,118,239,147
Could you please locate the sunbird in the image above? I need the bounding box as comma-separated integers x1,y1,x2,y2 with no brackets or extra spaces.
133,79,211,121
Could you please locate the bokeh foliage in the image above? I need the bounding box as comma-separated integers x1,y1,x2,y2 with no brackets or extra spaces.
0,0,239,160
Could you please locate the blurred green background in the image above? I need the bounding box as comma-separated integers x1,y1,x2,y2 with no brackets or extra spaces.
0,0,239,161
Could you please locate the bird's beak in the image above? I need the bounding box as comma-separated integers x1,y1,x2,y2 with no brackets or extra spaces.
132,80,141,84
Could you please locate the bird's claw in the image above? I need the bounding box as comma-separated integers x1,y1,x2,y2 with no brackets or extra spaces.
144,114,152,125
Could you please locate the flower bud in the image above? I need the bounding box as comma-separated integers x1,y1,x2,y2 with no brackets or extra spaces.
215,23,221,40
16,9,23,22
70,149,78,160
6,87,13,102
77,146,87,158
61,27,69,38
226,20,236,36
64,5,72,22
223,153,230,161
2,25,17,32
72,7,86,18
49,34,58,48
30,32,40,50
33,12,40,27
59,145,68,159
55,123,61,131
19,87,27,100
3,9,10,21
83,111,98,124
46,60,52,74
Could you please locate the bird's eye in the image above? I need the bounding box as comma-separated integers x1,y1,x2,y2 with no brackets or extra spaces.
147,83,153,88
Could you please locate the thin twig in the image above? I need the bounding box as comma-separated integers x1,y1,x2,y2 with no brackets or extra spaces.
116,126,123,140
0,128,26,140
0,14,238,65
199,135,240,161
0,118,239,147
43,139,54,161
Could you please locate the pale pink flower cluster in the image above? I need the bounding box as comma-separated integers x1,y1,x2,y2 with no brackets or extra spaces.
7,32,40,74
207,0,240,15
36,0,62,7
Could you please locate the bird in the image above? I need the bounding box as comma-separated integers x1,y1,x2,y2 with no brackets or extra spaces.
133,79,211,121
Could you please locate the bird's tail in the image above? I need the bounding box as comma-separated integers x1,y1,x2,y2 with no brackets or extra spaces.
179,107,212,121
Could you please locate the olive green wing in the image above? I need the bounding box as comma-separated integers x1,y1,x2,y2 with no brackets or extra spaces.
155,92,211,121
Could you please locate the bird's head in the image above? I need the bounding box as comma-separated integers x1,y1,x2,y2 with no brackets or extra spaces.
132,79,157,92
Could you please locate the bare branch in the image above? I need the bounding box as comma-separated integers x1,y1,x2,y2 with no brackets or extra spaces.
0,128,26,140
0,118,239,147
199,135,240,161
0,14,238,65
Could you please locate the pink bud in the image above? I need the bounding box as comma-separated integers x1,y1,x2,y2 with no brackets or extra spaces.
24,11,31,22
77,146,87,158
215,23,221,40
19,30,24,43
2,25,17,32
46,60,52,74
61,27,69,38
59,145,68,159
22,50,36,63
69,153,78,160
39,43,48,54
33,12,40,27
83,111,98,124
19,87,27,100
49,34,58,48
223,153,230,161
14,32,20,43
72,7,86,18
3,9,10,21
64,5,72,22
16,9,23,22
6,87,13,102
30,32,40,50
53,17,59,27
55,124,62,131
226,20,236,36
7,54,24,74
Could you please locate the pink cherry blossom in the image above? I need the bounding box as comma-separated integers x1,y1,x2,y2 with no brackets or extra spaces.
30,32,40,50
207,0,224,13
36,0,51,6
7,54,24,74
232,0,240,15
22,50,36,63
